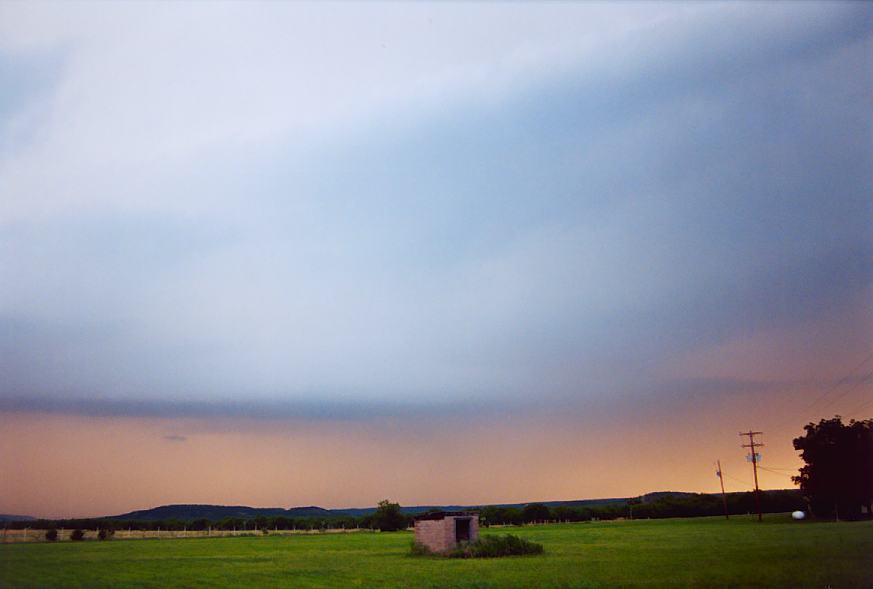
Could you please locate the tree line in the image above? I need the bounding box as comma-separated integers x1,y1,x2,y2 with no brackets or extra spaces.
2,492,805,533
478,490,804,526
1,500,413,533
2,514,392,533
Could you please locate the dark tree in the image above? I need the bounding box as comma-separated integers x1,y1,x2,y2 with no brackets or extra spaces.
793,416,873,519
627,496,643,520
522,503,551,523
552,506,576,523
478,506,524,526
190,518,210,531
45,529,58,541
70,529,85,541
97,528,114,541
372,500,407,532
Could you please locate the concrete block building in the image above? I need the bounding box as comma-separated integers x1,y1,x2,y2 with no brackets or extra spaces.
413,511,479,553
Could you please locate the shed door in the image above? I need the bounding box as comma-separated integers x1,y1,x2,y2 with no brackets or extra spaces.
455,518,471,543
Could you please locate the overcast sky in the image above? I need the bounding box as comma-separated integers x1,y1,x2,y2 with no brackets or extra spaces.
1,2,871,516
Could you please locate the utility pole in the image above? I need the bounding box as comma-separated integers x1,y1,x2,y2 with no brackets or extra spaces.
716,460,729,520
739,431,764,522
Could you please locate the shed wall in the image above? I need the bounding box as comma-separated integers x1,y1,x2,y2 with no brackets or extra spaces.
414,519,451,553
414,515,479,553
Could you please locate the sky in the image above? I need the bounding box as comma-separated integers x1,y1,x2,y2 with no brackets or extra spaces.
1,1,871,519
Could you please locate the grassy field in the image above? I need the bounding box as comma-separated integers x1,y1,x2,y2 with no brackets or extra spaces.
1,514,871,588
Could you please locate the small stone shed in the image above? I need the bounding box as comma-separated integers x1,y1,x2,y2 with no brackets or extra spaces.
413,511,479,553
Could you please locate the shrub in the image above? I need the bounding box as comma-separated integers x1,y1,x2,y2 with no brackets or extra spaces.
97,528,114,541
70,529,85,541
45,529,58,542
411,534,544,558
447,534,544,558
409,541,432,556
261,528,270,535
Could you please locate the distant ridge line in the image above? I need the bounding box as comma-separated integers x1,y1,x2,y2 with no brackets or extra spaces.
4,490,802,522
107,491,697,521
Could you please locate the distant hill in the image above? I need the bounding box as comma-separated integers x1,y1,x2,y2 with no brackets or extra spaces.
112,504,336,521
109,493,692,521
641,491,697,503
0,514,36,522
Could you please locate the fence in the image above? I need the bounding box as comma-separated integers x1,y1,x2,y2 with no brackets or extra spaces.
1,526,375,544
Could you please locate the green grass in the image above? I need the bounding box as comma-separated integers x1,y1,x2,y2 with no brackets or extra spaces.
1,515,872,588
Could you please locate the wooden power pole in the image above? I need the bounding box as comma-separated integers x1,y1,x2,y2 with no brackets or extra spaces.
716,460,729,519
739,431,764,522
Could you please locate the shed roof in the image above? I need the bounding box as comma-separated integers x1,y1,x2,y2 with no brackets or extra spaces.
413,511,479,521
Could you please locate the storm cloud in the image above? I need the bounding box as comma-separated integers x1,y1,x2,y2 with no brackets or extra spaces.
1,1,871,422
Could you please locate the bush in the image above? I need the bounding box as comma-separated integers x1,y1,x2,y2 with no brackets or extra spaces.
409,534,544,558
70,529,85,541
261,528,270,535
45,529,58,542
448,534,544,558
409,541,432,556
97,528,114,541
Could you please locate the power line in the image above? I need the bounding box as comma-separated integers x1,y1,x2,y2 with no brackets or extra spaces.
842,372,873,417
746,463,796,471
757,466,795,479
848,397,873,416
722,472,752,487
815,369,873,418
776,350,873,430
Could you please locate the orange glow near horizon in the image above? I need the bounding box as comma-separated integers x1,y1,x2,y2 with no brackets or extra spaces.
2,399,854,520
3,301,870,519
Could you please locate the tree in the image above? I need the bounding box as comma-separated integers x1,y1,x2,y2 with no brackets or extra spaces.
45,529,58,542
372,500,407,532
97,528,115,541
627,496,643,520
70,529,85,541
521,503,551,523
190,518,210,531
793,416,873,519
